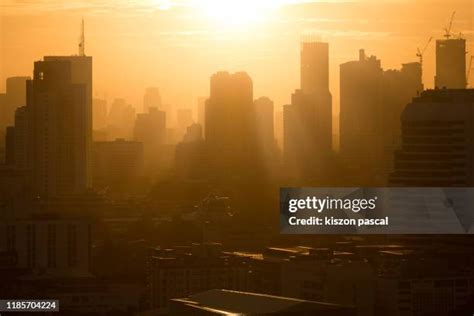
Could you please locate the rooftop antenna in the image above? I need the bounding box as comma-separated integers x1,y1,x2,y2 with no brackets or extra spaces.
78,18,85,56
444,11,456,39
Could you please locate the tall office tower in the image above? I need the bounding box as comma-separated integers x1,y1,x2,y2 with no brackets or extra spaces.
133,107,166,172
284,41,332,179
284,90,332,178
389,89,474,186
177,108,193,130
197,97,207,135
340,49,383,167
13,106,29,171
92,139,144,193
206,71,260,174
274,110,283,151
27,57,91,197
0,77,29,134
340,50,422,183
254,97,276,160
107,98,135,139
4,127,15,166
435,38,466,89
175,123,207,179
143,87,162,113
92,98,107,130
0,93,6,148
183,123,203,143
379,62,423,177
300,41,329,93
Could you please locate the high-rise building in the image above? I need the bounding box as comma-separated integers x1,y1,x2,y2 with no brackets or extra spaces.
13,106,29,171
27,56,92,197
378,62,423,177
254,97,275,160
301,41,329,93
183,123,203,143
92,139,144,193
339,50,422,183
133,107,166,172
107,98,136,140
284,90,332,178
389,89,474,186
339,49,383,164
2,77,30,129
177,108,193,131
92,98,107,130
143,87,162,113
4,126,15,166
175,124,207,179
284,41,332,179
435,38,466,89
197,97,207,135
205,71,260,174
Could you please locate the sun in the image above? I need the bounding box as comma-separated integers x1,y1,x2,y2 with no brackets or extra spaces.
191,0,280,29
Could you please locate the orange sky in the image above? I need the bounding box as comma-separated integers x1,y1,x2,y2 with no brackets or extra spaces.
1,0,473,115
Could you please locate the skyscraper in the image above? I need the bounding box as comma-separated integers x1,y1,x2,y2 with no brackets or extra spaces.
133,107,166,172
435,38,466,89
0,77,29,135
300,41,329,93
389,89,474,186
92,98,107,130
197,97,207,135
206,71,260,174
254,97,276,160
284,41,332,179
339,49,383,165
143,87,162,113
27,56,91,197
339,50,422,183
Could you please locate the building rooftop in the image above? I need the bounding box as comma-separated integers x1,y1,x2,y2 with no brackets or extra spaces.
170,289,354,315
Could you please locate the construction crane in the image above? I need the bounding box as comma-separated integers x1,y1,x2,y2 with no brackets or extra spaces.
467,56,474,87
416,36,433,66
444,11,456,39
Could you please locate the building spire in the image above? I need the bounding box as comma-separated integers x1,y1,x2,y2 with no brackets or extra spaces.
78,18,85,56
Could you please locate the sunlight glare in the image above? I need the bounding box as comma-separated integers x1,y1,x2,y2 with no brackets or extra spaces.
191,0,281,28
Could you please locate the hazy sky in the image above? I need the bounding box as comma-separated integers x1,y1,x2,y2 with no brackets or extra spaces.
1,0,473,114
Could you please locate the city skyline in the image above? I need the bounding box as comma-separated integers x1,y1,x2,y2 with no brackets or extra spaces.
1,0,473,111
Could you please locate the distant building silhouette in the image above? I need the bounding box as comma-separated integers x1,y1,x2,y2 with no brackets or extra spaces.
133,107,166,172
92,98,107,130
0,77,29,131
197,97,207,136
107,98,135,140
4,127,15,166
175,124,207,179
205,71,261,176
435,38,466,89
340,49,382,168
177,108,193,140
301,41,329,94
254,97,276,162
183,123,203,143
143,87,162,113
339,50,422,183
13,106,29,171
92,139,144,193
284,41,332,180
27,55,92,197
389,89,474,186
